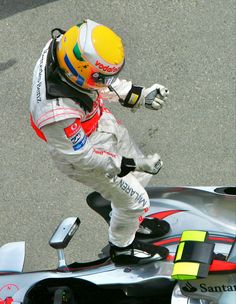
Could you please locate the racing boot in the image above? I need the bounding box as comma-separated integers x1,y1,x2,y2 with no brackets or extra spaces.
110,240,169,266
136,217,170,238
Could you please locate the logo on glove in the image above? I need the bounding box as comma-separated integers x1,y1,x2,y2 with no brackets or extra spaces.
154,159,162,174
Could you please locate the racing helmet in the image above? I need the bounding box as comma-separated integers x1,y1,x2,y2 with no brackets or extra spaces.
56,19,125,90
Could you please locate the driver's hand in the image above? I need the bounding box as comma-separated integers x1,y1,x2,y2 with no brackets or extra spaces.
143,84,169,110
134,153,163,174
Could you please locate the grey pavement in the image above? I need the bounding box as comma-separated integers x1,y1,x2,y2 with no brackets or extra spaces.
0,0,235,271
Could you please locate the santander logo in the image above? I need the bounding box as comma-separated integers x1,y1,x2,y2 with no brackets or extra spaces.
95,60,119,73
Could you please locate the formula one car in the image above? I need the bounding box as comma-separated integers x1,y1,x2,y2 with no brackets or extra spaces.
0,186,235,304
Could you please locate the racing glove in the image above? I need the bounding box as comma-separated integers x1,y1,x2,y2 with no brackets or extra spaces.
118,153,163,177
113,81,169,111
142,84,169,110
134,153,163,174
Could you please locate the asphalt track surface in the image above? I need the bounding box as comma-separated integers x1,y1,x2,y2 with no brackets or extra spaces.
0,0,235,273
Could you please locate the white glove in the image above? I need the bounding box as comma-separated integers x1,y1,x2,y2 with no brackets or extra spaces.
134,153,163,175
142,84,169,110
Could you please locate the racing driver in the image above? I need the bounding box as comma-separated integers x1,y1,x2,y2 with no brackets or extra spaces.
30,19,170,265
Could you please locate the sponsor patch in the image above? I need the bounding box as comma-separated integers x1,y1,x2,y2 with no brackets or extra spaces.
182,282,197,293
115,177,148,208
64,119,81,138
64,54,78,76
199,283,236,293
93,148,117,158
95,60,119,73
73,135,87,151
64,119,87,151
181,282,236,293
70,131,82,145
76,74,85,86
0,283,19,303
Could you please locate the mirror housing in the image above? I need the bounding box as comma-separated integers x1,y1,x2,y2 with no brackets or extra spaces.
49,217,80,249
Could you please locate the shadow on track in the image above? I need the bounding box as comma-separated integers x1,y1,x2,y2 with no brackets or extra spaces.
0,1,59,71
0,0,59,20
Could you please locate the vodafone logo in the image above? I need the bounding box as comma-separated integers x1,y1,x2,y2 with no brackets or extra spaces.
71,123,78,131
95,60,119,73
64,119,81,138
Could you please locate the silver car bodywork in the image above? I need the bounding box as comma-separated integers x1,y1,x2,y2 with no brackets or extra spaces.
0,186,235,304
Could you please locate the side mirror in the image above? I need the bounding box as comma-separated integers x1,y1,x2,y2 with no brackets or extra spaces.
49,217,80,249
49,217,80,271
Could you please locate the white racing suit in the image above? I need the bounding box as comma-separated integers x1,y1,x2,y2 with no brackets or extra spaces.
30,41,152,248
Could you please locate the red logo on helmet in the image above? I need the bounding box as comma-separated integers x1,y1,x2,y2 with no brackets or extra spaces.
95,60,119,73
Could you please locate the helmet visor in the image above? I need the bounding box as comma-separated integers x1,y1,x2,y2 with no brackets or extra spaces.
91,72,118,86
